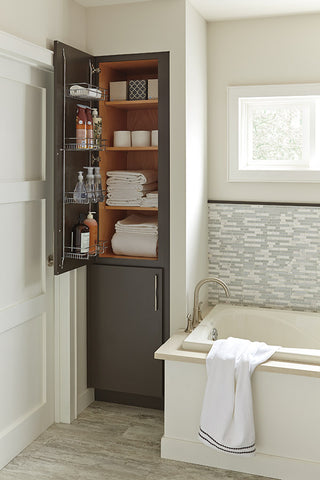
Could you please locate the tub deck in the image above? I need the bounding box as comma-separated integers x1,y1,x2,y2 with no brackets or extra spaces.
155,330,320,377
155,327,320,480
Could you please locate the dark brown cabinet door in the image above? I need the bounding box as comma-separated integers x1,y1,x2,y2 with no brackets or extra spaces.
54,41,95,275
87,264,163,402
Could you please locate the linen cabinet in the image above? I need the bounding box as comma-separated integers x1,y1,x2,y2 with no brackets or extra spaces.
54,41,170,408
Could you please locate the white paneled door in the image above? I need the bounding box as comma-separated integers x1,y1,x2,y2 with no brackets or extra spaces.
0,34,54,468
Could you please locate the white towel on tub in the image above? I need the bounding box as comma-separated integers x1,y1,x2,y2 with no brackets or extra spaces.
199,337,279,456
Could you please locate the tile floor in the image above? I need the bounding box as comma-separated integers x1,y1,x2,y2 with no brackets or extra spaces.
0,402,276,479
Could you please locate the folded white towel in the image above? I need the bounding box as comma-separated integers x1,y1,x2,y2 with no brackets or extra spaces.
199,337,279,456
107,191,144,200
106,199,142,206
146,190,158,197
115,214,158,229
140,198,158,207
116,226,157,235
106,170,158,185
106,184,158,203
115,214,158,235
111,232,158,257
141,191,158,207
107,182,158,193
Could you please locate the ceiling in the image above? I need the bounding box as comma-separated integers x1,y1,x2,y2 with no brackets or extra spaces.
75,0,320,21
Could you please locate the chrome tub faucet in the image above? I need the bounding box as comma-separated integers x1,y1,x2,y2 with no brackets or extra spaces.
185,277,230,333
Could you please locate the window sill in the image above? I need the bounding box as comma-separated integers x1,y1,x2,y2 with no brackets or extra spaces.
228,169,320,183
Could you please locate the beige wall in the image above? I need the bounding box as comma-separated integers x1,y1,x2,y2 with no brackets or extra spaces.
208,13,320,203
87,0,188,333
0,0,87,51
186,2,208,314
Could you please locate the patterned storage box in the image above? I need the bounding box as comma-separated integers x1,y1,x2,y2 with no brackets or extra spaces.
128,80,147,100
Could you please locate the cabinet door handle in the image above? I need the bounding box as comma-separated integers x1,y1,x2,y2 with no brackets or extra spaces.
154,274,158,312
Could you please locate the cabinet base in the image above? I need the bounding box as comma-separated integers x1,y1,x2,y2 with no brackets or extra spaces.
95,389,163,410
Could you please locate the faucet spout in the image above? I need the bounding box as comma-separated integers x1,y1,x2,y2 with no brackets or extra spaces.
192,277,230,330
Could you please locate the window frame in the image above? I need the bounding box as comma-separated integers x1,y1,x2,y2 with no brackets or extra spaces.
228,83,320,183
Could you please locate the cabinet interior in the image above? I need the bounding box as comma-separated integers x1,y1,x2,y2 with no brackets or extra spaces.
97,59,159,260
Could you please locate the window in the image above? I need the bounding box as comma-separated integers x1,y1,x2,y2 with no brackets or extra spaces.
228,84,320,182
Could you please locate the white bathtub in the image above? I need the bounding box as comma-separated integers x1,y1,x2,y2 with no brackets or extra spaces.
156,303,320,480
183,303,320,365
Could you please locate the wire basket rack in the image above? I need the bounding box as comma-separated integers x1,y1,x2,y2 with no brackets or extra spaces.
64,191,106,204
66,83,108,101
64,240,108,260
64,138,108,151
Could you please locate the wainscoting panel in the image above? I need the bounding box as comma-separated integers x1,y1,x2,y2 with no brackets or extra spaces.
208,203,320,311
0,33,54,469
0,314,46,434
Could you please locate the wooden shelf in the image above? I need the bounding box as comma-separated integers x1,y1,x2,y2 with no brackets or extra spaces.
105,99,158,110
101,253,158,260
106,146,158,152
104,206,158,212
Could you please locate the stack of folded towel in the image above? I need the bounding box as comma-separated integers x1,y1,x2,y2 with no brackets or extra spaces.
106,170,158,206
141,191,158,208
111,214,158,257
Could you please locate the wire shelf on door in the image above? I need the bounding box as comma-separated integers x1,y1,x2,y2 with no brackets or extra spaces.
64,191,106,204
64,192,89,204
64,241,108,260
66,83,108,101
63,138,108,151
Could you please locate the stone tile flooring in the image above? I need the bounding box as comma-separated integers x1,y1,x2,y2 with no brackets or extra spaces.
0,402,276,479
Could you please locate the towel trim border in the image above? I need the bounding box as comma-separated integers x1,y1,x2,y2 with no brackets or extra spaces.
199,427,256,455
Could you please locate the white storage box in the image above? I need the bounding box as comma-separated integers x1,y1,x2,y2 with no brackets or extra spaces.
151,130,158,147
148,79,158,99
114,131,131,147
110,81,127,101
131,131,150,147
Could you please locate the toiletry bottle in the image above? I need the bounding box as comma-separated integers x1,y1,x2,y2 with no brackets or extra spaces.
92,108,102,147
71,215,90,255
84,166,95,202
94,166,104,202
73,171,88,203
85,107,93,148
83,211,98,254
76,105,87,149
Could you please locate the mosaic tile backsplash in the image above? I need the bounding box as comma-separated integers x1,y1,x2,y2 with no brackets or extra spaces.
208,203,320,311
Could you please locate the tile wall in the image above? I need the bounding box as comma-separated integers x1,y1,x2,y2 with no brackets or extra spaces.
208,203,320,311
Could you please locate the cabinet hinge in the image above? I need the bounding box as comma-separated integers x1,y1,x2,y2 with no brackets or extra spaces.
90,60,101,75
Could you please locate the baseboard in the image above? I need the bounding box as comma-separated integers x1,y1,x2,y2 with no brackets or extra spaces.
161,436,320,480
77,388,94,416
95,389,163,410
0,403,53,470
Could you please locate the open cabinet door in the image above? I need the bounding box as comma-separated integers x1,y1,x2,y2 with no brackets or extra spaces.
54,41,98,275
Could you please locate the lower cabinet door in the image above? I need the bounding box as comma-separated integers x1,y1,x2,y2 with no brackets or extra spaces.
87,264,163,400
